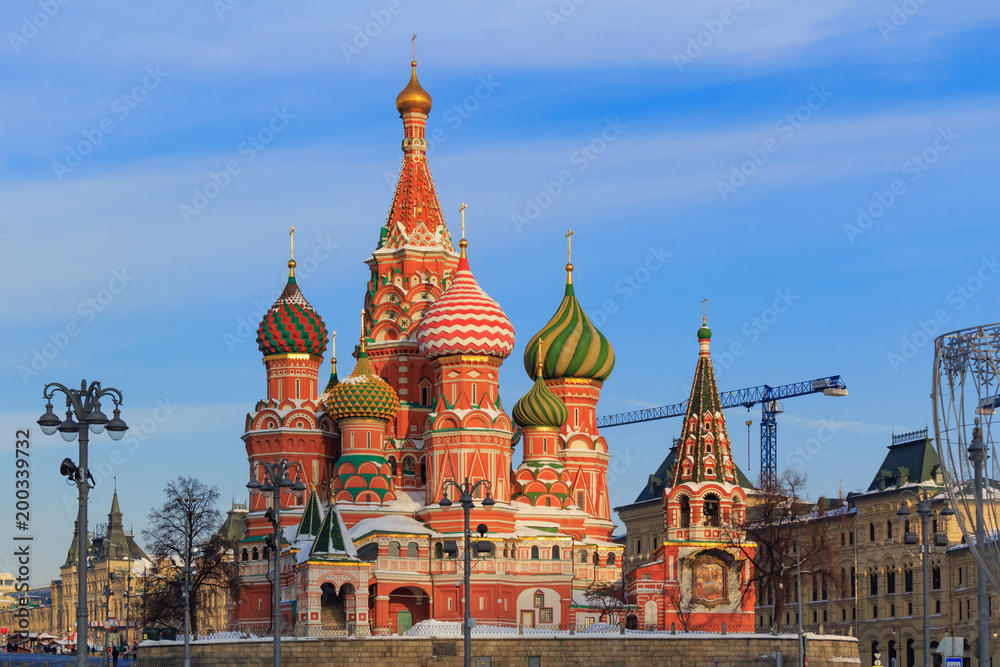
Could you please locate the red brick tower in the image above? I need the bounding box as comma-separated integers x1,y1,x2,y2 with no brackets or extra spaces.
627,319,755,632
413,217,517,533
523,235,616,540
363,59,459,489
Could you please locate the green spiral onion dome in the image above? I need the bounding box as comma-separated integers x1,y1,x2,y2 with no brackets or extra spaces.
512,373,569,430
523,272,615,382
257,264,328,358
325,347,399,422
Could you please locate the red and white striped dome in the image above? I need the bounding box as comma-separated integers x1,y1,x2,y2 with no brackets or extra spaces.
415,255,515,359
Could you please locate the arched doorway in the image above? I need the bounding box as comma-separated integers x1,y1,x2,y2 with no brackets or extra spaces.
625,614,638,630
871,641,879,667
905,638,915,667
387,585,430,632
319,582,356,630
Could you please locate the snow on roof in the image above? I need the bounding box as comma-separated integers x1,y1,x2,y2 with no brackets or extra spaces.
349,513,435,540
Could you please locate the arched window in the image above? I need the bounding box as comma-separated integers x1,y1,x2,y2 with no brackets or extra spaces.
419,457,427,485
593,552,600,566
840,568,847,595
434,542,443,559
388,541,400,557
886,520,893,540
580,551,588,564
407,542,419,558
680,496,691,528
403,457,415,476
421,386,430,406
534,590,544,607
388,457,397,475
703,494,720,527
850,567,856,597
252,547,259,561
606,553,616,566
869,570,879,596
262,547,269,561
552,545,560,560
869,522,876,542
241,549,248,562
531,546,539,560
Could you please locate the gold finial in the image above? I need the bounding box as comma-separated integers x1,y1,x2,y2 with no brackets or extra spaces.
535,338,545,378
359,312,367,353
288,226,297,276
701,297,708,325
458,202,468,257
330,331,337,366
565,229,574,283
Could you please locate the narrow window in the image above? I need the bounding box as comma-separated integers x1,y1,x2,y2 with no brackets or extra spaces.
472,384,477,404
577,491,584,509
421,386,429,406
295,378,300,399
366,432,371,449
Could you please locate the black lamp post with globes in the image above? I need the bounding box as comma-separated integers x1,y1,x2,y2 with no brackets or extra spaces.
37,380,128,667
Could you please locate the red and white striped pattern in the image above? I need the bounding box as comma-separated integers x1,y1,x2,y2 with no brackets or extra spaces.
415,257,515,359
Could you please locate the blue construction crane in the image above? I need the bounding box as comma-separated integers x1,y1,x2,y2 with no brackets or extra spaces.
596,375,848,486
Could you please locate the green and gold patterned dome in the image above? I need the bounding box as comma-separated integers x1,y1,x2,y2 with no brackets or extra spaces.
523,264,615,382
513,375,569,430
325,344,398,422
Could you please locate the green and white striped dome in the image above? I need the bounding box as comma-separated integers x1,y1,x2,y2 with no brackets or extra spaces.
523,271,615,382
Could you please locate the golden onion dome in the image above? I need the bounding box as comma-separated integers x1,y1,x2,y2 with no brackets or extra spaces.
395,60,432,116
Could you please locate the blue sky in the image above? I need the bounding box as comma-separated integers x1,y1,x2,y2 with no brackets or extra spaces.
1,0,998,586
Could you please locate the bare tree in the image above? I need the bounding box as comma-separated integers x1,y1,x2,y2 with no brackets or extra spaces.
720,469,839,630
664,585,695,632
140,477,238,636
583,581,629,626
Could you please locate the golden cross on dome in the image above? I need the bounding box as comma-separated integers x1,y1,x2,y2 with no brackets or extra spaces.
290,226,295,260
459,202,467,239
359,311,366,350
536,337,545,377
565,229,574,263
330,330,336,363
411,33,417,61
701,297,708,325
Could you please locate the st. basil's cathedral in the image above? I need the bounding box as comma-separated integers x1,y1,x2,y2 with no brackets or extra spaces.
233,58,755,636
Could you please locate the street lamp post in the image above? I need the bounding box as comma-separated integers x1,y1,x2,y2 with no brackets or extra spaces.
969,419,990,667
795,534,804,667
439,477,495,667
896,490,954,667
37,380,128,667
246,457,306,667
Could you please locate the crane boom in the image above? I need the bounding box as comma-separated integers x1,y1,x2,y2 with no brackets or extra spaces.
597,375,847,485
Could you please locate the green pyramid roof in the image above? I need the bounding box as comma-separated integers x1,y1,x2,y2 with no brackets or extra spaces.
296,489,324,541
310,502,346,557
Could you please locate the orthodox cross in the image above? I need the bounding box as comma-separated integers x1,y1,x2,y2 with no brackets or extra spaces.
701,297,708,324
412,33,417,60
565,229,574,263
290,226,295,260
536,337,545,377
459,202,467,239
